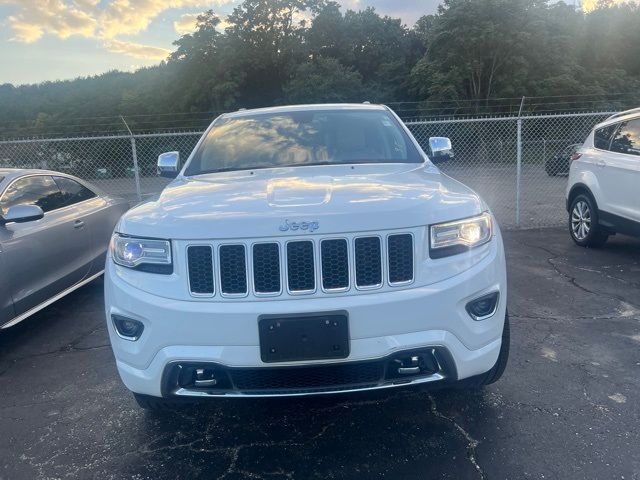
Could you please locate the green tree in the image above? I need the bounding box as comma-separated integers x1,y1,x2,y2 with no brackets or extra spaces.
283,57,367,103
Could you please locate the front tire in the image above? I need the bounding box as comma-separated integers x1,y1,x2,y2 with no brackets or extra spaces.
569,194,608,248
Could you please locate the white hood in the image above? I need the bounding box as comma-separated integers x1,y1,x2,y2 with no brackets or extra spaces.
118,164,485,240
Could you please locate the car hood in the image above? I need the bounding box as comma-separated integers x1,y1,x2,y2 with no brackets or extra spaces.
118,164,486,240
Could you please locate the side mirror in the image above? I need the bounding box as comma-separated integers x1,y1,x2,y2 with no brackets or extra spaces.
158,151,180,178
0,204,44,225
428,137,454,164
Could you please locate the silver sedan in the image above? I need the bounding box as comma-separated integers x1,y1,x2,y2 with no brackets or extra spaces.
0,169,129,329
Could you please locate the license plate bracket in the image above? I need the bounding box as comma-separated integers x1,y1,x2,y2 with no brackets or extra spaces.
258,311,350,363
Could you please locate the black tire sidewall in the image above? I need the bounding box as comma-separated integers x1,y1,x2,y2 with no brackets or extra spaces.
569,194,601,246
545,160,556,176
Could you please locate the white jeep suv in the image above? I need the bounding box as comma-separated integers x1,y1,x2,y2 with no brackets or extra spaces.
105,104,509,409
567,108,640,247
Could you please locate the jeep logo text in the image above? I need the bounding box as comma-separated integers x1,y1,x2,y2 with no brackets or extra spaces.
279,219,319,233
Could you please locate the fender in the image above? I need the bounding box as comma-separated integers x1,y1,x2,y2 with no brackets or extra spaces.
567,170,601,211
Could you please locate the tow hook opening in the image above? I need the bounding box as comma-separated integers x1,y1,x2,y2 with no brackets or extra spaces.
176,365,231,391
386,349,441,383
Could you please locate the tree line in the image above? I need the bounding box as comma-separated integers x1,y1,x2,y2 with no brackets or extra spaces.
1,0,639,137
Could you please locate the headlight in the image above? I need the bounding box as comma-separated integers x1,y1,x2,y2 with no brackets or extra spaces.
430,213,492,258
110,233,173,274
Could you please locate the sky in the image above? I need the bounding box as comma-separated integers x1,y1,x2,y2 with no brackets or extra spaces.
0,0,442,86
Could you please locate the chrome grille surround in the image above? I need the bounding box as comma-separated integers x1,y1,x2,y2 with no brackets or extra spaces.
354,235,383,290
218,244,249,298
186,245,215,297
387,233,415,286
184,229,416,299
251,242,282,296
320,238,350,293
285,240,317,295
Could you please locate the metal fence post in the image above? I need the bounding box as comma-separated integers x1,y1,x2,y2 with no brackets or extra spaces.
516,118,522,227
515,97,525,227
120,116,142,202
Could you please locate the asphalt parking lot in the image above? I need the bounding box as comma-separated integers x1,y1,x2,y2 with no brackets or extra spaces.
1,227,638,480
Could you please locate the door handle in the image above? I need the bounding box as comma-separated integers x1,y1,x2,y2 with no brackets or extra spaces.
596,160,606,168
74,220,85,229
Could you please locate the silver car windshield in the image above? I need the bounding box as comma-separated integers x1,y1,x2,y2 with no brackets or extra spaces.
184,109,423,176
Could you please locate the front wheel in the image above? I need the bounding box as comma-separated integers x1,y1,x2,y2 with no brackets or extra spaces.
569,194,608,248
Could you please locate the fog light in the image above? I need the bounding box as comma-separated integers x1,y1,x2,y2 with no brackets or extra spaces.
466,292,499,321
112,315,144,340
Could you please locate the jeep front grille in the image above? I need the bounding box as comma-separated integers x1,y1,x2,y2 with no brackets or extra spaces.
252,243,281,294
286,241,316,293
219,244,248,296
320,239,349,291
354,236,383,288
186,232,414,298
387,234,414,285
187,246,214,295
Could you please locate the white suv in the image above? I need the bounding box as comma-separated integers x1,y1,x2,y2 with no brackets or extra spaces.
105,104,509,410
567,108,640,247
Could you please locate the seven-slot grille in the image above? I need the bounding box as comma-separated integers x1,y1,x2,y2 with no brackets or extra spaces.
186,233,414,297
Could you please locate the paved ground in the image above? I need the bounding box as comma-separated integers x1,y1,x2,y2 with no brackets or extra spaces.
1,228,639,480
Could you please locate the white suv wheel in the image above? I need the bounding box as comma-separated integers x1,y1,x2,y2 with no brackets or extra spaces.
568,194,608,248
571,200,591,240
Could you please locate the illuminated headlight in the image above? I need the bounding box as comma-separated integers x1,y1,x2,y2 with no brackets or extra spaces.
110,233,173,274
430,213,493,258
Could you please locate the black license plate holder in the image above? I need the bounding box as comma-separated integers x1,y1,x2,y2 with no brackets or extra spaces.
259,311,349,363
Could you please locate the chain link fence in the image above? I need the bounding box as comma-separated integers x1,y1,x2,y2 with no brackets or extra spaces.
0,111,616,229
407,111,614,228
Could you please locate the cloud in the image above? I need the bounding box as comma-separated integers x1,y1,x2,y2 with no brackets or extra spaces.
174,11,234,35
1,0,236,59
5,0,98,43
99,0,220,39
173,12,199,35
580,0,628,11
103,39,171,60
217,18,231,31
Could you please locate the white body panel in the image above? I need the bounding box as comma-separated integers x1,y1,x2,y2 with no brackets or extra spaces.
567,110,640,227
105,104,508,399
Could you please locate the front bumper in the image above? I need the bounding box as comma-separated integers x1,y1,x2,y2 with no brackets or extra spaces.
105,235,507,398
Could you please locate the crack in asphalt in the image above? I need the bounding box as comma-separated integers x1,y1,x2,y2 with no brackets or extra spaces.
569,262,640,288
427,394,485,480
0,324,110,369
522,242,640,310
510,313,629,321
214,441,303,480
0,343,110,367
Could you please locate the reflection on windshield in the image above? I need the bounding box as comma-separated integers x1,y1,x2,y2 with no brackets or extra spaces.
185,109,422,176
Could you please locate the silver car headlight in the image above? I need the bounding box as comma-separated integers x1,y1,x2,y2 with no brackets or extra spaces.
110,233,173,274
430,213,493,258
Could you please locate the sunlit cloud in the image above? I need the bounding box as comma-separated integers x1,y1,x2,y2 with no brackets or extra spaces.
173,12,199,35
1,0,236,59
580,0,632,11
174,11,233,35
99,0,222,39
103,39,171,60
5,0,98,43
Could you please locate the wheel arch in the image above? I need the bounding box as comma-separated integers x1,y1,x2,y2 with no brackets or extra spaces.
567,183,598,213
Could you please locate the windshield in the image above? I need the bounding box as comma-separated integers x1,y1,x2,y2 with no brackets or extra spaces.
184,109,423,176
